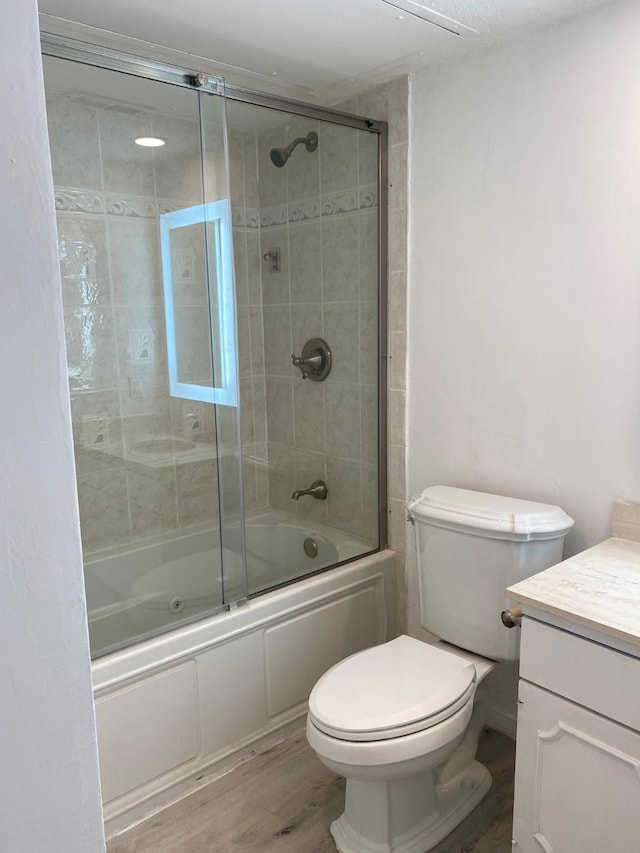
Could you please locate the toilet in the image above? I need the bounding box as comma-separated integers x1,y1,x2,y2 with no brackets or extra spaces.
306,486,574,853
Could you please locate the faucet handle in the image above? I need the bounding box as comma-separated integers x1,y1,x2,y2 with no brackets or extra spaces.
291,353,313,379
309,479,328,500
291,338,331,382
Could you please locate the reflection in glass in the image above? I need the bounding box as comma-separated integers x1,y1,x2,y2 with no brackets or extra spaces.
160,201,237,406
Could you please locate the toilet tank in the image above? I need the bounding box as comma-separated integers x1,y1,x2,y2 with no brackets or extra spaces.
407,486,574,662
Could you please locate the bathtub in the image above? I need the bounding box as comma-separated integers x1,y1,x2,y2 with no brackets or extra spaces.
88,513,397,838
86,510,374,657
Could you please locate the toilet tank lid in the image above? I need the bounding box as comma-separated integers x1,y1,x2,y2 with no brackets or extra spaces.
407,486,574,539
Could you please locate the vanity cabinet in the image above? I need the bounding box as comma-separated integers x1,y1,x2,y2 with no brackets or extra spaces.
512,616,640,853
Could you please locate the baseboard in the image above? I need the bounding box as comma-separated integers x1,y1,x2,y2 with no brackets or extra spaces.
486,705,517,740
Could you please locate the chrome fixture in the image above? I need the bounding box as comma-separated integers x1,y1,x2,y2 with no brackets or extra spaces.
291,480,328,501
291,337,331,381
270,131,318,168
500,605,523,629
263,247,280,273
168,595,185,614
303,538,319,558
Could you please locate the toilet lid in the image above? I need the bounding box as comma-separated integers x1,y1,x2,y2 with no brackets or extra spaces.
308,635,476,742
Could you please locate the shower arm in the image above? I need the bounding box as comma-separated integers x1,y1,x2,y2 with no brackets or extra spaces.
285,136,311,156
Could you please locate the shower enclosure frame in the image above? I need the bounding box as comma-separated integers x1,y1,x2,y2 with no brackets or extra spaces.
41,30,389,581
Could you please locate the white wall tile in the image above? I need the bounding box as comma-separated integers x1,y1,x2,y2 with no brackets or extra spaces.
46,96,102,190
294,380,326,453
289,222,322,303
322,215,360,302
325,382,361,461
100,109,155,197
263,305,293,376
260,226,290,304
323,302,360,383
265,376,294,445
320,123,358,195
389,142,408,210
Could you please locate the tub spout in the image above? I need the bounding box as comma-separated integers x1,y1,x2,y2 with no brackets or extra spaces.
291,479,328,501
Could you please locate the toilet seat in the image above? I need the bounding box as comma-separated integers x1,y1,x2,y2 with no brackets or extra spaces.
308,635,476,742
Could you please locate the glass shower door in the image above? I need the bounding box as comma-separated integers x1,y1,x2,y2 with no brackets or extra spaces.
223,97,383,596
43,53,245,657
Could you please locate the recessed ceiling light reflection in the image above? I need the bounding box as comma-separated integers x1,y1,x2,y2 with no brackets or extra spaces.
134,136,166,148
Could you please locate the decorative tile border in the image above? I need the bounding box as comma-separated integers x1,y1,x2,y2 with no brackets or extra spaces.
359,184,378,211
289,197,322,223
158,199,192,217
260,186,378,229
321,189,359,217
54,188,104,214
54,186,378,228
260,204,288,228
105,194,157,219
106,194,193,219
231,207,260,230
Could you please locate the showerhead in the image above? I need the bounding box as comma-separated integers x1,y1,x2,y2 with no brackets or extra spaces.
269,147,289,168
270,131,318,168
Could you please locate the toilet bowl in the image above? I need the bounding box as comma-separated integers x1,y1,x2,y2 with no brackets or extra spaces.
306,635,494,853
306,487,575,853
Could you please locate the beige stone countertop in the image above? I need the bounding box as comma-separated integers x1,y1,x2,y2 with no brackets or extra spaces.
507,537,640,647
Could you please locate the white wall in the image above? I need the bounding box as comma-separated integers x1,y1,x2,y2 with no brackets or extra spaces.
409,0,640,560
0,2,105,850
407,0,640,726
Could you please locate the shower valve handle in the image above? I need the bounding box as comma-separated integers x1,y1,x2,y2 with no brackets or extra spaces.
291,338,332,382
291,352,323,379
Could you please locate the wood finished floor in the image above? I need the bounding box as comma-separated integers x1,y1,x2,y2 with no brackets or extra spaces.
107,727,515,853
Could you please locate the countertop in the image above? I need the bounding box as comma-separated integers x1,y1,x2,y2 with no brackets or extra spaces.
506,537,640,647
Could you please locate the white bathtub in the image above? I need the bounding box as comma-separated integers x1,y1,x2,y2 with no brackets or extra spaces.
89,514,397,838
86,509,373,657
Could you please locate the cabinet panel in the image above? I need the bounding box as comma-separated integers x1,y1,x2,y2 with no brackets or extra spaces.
513,681,640,853
520,617,640,730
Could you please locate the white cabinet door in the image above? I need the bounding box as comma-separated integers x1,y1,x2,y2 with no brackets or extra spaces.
512,680,640,853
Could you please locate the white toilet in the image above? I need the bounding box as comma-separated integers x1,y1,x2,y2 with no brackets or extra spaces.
306,486,574,853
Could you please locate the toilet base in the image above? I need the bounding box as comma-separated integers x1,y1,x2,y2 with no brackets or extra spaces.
330,760,492,853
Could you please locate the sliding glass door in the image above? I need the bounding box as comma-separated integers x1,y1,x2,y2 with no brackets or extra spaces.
43,49,245,657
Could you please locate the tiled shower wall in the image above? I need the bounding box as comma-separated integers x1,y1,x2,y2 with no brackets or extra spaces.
227,128,270,515
235,78,409,569
253,115,380,543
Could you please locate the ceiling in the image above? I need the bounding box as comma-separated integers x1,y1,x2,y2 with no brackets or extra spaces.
39,0,613,102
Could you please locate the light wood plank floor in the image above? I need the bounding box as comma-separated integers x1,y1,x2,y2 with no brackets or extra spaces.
107,727,515,853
